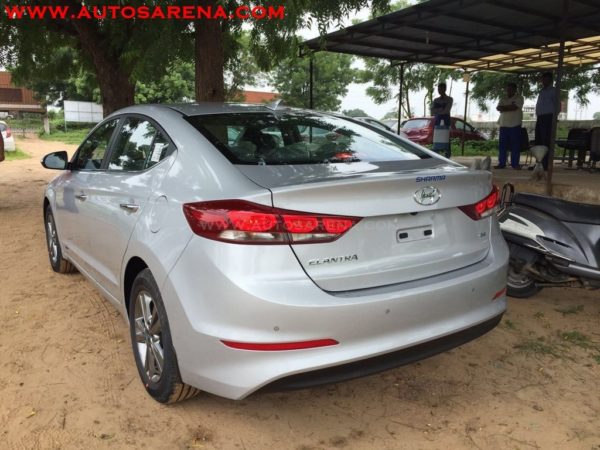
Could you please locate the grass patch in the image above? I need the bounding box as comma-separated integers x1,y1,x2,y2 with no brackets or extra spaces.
560,331,594,349
534,311,545,320
4,148,30,161
503,319,516,330
40,128,90,145
554,305,584,316
514,337,562,358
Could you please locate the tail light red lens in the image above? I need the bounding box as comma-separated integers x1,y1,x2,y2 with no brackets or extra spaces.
5,127,11,138
458,186,499,220
183,200,361,244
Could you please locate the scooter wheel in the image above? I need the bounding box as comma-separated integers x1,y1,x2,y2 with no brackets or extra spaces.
507,266,541,298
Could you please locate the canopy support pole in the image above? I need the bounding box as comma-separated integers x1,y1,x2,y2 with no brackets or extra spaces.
397,63,405,134
309,55,314,109
461,71,470,156
546,39,565,196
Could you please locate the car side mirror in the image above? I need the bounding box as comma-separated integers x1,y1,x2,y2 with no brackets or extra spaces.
41,151,69,170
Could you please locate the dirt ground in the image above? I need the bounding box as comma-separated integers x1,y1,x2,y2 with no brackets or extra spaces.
1,137,599,450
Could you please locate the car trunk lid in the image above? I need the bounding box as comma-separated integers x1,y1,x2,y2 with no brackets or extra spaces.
237,161,493,292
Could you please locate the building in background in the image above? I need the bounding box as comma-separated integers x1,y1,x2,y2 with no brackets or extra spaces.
242,90,279,104
0,72,45,118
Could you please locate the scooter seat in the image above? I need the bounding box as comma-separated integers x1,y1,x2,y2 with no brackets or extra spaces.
513,193,600,225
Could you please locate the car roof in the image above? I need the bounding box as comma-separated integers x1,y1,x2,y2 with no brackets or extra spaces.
111,102,335,119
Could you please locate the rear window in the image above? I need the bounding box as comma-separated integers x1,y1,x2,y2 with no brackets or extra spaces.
401,119,431,130
0,123,6,132
186,112,430,165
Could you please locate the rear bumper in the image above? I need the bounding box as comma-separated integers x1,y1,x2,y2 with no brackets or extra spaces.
161,223,508,400
261,313,502,392
4,137,15,151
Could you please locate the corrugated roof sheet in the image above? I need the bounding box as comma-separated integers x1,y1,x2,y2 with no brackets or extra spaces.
303,0,600,72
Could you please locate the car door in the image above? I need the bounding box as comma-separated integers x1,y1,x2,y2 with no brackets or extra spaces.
54,118,119,273
85,116,175,300
453,119,477,141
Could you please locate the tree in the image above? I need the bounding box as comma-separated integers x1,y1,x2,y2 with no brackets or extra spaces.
2,0,389,114
594,112,600,120
0,0,187,114
356,1,460,119
271,52,357,111
342,108,368,117
470,68,600,111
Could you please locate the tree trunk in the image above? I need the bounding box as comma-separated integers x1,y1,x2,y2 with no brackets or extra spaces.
403,83,412,118
195,1,225,102
71,21,134,115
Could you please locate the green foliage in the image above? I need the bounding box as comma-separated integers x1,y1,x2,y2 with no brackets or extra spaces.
3,148,30,161
342,108,368,117
594,112,600,120
40,128,92,145
136,60,194,104
471,68,600,111
271,52,357,111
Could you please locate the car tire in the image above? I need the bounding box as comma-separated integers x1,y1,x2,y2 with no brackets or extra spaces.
44,207,76,274
507,265,541,298
129,268,199,404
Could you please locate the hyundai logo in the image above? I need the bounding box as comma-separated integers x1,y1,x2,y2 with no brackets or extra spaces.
414,186,441,206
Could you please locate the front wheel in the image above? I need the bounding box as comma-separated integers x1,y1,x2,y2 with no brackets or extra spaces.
129,268,199,403
44,207,75,274
507,265,541,298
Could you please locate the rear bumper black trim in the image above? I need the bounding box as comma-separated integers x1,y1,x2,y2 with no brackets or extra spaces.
260,313,503,393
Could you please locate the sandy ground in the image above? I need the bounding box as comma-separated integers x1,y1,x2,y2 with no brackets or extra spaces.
1,137,599,450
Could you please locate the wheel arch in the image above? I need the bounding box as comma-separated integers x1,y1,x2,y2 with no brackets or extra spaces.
123,257,149,315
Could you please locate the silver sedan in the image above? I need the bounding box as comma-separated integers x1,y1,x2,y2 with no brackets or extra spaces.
41,103,508,403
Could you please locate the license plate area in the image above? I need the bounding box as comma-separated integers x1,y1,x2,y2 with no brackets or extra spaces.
396,225,433,243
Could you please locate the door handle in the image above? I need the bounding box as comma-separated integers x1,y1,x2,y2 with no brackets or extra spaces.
75,193,87,201
119,203,140,213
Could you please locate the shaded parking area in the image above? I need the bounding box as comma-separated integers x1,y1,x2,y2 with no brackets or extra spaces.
0,137,599,449
454,156,600,205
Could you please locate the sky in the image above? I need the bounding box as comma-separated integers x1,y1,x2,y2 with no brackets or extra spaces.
255,4,600,122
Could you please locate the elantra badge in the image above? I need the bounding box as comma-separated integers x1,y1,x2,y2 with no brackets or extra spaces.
414,186,441,206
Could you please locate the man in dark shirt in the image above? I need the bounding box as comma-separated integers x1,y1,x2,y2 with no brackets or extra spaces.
0,128,4,162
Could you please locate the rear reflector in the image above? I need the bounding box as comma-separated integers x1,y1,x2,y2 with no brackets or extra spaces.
458,186,499,220
221,338,339,351
183,200,361,244
492,287,507,300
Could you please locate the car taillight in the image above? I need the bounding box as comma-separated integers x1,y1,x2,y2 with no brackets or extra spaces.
5,127,11,138
183,200,361,244
458,186,499,220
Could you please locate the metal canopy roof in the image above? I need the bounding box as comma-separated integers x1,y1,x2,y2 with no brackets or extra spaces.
302,0,600,72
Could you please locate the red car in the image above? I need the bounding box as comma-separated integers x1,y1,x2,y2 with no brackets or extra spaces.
401,117,488,145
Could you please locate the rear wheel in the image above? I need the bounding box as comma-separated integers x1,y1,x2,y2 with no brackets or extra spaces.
129,268,199,403
507,265,541,298
44,207,75,274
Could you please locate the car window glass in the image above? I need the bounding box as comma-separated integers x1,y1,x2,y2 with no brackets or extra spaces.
402,119,430,130
145,131,171,170
109,118,162,171
455,119,474,132
73,119,118,170
0,123,6,132
187,112,430,165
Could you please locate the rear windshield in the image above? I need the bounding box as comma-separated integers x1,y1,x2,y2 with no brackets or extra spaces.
186,112,431,165
401,119,431,130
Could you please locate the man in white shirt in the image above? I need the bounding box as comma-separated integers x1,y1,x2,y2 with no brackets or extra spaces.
535,72,557,170
495,82,524,169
